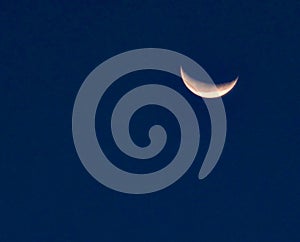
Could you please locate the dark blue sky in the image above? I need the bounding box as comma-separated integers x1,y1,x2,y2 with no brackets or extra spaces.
1,1,299,241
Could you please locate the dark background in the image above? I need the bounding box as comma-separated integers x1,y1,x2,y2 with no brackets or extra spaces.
1,1,299,241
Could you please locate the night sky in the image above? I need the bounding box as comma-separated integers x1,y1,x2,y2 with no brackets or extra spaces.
1,1,299,241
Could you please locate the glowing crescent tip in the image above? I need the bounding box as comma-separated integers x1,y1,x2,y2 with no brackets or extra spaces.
180,66,238,98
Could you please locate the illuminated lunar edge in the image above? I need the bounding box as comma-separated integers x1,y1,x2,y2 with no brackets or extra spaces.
180,67,238,98
72,48,227,194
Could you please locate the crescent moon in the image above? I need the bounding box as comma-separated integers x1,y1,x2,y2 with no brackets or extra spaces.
180,67,238,98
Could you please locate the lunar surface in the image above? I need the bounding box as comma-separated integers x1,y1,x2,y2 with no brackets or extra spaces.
180,67,238,98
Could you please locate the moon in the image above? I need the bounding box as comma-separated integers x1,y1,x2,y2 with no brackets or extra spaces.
180,67,238,98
